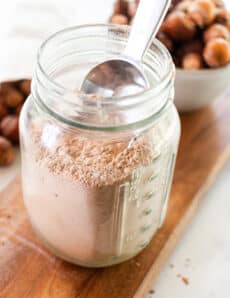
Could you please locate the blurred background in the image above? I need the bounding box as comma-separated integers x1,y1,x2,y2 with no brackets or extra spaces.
1,0,230,160
0,1,230,298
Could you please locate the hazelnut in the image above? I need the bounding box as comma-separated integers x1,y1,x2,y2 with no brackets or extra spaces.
182,52,204,69
0,82,16,93
127,2,138,18
187,0,216,27
0,100,7,119
0,115,19,143
3,88,24,108
204,24,230,43
162,11,196,42
111,14,129,25
175,0,193,12
114,0,128,15
172,0,183,6
170,0,184,11
19,80,31,96
0,136,15,166
215,8,230,29
157,32,174,52
204,37,230,67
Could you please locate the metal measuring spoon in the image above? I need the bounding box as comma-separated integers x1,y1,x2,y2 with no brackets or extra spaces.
81,0,171,98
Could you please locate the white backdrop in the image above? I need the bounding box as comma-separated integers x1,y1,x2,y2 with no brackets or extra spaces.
0,2,230,298
0,0,114,82
0,0,230,82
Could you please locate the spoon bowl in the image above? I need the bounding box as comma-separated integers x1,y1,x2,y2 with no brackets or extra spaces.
81,58,148,97
81,0,171,97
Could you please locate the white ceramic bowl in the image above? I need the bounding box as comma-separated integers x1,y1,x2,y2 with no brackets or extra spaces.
174,64,230,112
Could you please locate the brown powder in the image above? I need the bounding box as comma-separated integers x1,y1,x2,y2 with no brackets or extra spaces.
177,274,190,286
6,214,11,219
0,212,12,220
182,277,189,286
32,124,154,188
25,122,165,266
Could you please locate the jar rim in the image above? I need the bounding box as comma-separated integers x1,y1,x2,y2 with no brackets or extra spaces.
34,24,175,130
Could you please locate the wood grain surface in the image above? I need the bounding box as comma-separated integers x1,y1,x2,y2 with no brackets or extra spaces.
1,94,230,298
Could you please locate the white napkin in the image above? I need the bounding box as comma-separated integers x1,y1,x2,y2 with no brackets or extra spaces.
0,0,114,83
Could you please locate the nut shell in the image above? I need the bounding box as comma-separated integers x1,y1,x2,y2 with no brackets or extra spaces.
0,100,7,120
111,14,129,25
162,11,196,42
182,52,204,69
204,37,230,67
19,80,31,96
114,0,128,15
215,8,230,29
0,115,19,143
175,0,193,12
127,2,138,18
0,136,15,166
0,82,16,93
4,88,24,108
204,24,230,43
187,0,216,27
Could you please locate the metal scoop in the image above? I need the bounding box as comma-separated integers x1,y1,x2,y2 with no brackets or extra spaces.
81,0,171,98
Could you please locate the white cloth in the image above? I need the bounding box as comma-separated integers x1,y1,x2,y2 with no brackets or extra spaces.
0,0,114,82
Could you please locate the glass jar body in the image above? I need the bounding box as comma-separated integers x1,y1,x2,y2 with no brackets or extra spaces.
20,25,180,267
20,97,180,267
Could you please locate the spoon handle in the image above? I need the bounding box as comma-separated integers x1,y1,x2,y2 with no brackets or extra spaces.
123,0,171,62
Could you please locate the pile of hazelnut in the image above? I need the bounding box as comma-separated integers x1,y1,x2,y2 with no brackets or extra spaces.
0,80,31,166
111,0,230,69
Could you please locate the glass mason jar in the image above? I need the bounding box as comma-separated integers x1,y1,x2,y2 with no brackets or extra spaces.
20,24,180,268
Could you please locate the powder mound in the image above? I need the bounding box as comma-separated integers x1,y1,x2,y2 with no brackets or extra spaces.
33,126,154,188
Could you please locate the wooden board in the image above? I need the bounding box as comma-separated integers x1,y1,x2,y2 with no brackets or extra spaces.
1,94,230,298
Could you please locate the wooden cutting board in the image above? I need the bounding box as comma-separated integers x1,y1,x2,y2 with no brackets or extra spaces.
1,94,230,298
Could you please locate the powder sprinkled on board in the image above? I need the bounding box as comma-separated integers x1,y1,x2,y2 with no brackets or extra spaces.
182,276,190,286
149,289,155,295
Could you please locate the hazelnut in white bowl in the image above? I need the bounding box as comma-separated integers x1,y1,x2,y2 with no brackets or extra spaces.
175,63,230,111
111,0,230,111
159,0,230,111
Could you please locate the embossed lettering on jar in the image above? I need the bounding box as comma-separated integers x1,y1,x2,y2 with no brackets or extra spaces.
19,25,181,268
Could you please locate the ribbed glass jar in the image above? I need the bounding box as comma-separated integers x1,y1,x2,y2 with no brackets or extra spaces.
20,24,180,267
